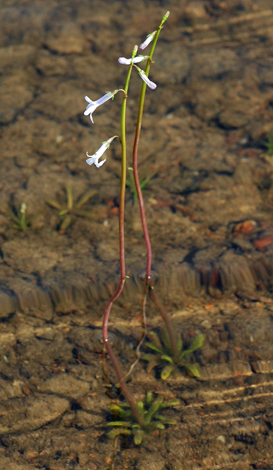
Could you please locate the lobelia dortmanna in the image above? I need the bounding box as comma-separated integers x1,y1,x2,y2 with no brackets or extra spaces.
83,12,201,445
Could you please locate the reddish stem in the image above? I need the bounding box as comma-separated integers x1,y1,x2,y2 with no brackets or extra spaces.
132,130,152,284
101,60,143,427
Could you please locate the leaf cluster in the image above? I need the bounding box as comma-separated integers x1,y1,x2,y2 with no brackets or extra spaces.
143,330,204,380
46,187,97,233
107,392,179,445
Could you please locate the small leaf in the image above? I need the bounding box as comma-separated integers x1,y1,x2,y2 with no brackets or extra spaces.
142,353,154,360
162,419,177,425
177,338,183,354
150,396,164,412
142,353,157,362
185,364,200,377
148,331,162,350
46,199,62,210
59,209,69,216
161,400,180,408
76,189,97,208
154,414,167,421
133,429,145,445
146,391,153,405
137,401,144,414
180,334,204,360
66,186,73,210
179,351,187,361
156,423,165,430
106,421,131,427
146,342,164,355
161,365,175,380
110,404,123,413
147,359,160,373
145,396,164,423
59,214,72,232
188,334,204,353
160,354,174,364
107,428,131,439
109,404,130,419
162,329,172,352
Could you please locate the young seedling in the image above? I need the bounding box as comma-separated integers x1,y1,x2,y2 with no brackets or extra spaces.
9,202,32,230
143,330,204,380
46,186,97,233
107,392,179,445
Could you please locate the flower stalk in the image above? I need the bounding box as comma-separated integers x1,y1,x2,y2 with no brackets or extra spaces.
131,12,179,361
132,11,170,285
101,45,144,427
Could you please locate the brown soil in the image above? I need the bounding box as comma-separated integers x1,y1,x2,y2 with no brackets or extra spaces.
1,0,273,468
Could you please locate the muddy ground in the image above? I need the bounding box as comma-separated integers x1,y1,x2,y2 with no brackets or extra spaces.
1,0,273,468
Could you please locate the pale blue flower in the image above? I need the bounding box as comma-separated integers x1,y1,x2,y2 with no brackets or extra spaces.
139,31,157,50
86,136,117,168
135,67,157,90
84,92,114,123
118,55,149,65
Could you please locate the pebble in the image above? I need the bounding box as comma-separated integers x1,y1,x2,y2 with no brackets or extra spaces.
37,373,90,399
2,239,59,276
44,23,86,54
200,319,212,329
184,1,208,25
0,73,33,124
0,293,15,318
0,396,69,434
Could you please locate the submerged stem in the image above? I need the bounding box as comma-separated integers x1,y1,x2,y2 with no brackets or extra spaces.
102,51,143,427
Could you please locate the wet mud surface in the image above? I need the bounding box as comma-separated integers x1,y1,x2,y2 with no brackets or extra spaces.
1,0,273,468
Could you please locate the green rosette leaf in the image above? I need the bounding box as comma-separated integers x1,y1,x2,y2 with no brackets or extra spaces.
161,364,175,380
133,429,145,445
185,364,200,377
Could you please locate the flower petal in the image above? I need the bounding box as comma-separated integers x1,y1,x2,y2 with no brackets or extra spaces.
139,31,157,50
95,158,106,168
118,56,148,65
85,136,118,169
96,92,114,106
118,57,132,65
86,152,97,166
84,93,114,123
132,55,149,64
136,68,157,90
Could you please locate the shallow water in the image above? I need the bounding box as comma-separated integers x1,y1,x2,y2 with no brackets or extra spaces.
1,0,273,468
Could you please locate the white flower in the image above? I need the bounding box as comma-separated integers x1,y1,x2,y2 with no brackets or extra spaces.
118,55,148,65
86,136,117,168
139,31,157,50
136,67,157,90
84,92,114,123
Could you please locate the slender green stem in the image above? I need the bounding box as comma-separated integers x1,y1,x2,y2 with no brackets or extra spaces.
102,53,144,427
132,12,179,361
